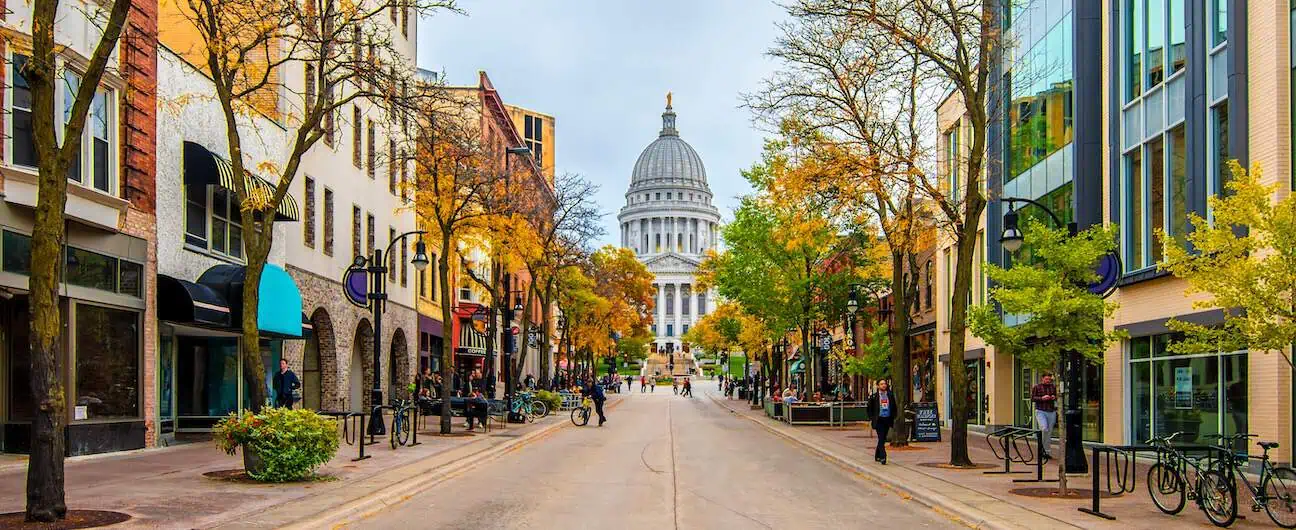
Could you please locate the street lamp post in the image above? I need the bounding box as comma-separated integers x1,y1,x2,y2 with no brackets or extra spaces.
998,197,1086,474
355,231,430,437
501,289,523,421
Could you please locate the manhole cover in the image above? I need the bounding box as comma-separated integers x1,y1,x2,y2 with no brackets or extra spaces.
0,510,131,529
917,462,999,470
1010,487,1118,499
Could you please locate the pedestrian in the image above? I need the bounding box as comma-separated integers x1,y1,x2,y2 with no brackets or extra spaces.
640,375,648,393
580,378,608,426
682,378,692,398
1031,373,1059,460
626,376,633,392
525,373,536,390
867,380,899,464
672,377,679,395
650,376,655,393
273,359,300,409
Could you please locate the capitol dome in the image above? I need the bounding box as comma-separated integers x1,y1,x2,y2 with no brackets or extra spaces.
629,105,709,191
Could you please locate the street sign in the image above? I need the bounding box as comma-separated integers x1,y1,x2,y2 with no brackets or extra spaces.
1088,251,1122,299
342,265,368,308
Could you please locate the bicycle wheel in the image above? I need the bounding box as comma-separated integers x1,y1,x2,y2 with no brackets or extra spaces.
395,409,412,446
1198,470,1237,527
1148,462,1186,514
571,407,589,426
1263,466,1296,528
390,416,401,450
524,404,537,423
531,400,549,418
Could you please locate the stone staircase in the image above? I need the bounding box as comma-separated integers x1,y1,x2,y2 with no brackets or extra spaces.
641,352,697,377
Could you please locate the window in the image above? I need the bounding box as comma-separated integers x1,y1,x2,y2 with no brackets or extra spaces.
388,227,396,283
366,213,375,257
943,250,952,326
656,193,661,200
1125,145,1144,269
186,185,242,259
401,5,409,37
1128,333,1246,445
924,260,933,309
666,324,674,337
323,188,335,256
1212,0,1227,47
323,85,335,147
400,236,408,287
697,291,706,315
1212,102,1230,196
366,121,376,178
4,231,138,296
1147,0,1165,87
418,265,427,298
1169,0,1185,74
352,205,362,258
1126,0,1143,100
682,324,689,335
353,106,362,168
304,64,316,115
75,304,140,420
9,52,116,195
389,0,397,22
389,139,397,194
304,177,316,248
1006,15,1073,182
399,150,409,202
945,122,960,197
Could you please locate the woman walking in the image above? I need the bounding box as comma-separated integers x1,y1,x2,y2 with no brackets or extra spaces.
867,380,899,464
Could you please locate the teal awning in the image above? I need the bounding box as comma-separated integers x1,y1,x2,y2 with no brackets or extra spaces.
197,263,304,338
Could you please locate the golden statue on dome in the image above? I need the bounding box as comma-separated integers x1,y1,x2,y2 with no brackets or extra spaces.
666,91,672,108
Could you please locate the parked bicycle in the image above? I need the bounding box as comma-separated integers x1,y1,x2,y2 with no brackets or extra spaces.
509,392,545,423
1209,433,1296,528
389,397,415,449
1146,431,1236,527
571,397,593,426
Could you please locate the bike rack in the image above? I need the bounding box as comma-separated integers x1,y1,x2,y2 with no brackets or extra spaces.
1011,428,1058,484
983,426,1038,476
1077,442,1223,521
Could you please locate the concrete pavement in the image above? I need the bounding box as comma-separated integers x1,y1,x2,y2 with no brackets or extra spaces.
354,384,954,528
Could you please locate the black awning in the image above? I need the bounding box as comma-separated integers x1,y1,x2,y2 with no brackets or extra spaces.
157,274,232,328
183,141,300,221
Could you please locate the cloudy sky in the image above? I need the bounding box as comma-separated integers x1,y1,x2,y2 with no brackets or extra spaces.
418,0,787,247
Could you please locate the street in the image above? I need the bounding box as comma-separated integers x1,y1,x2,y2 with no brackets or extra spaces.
355,386,954,528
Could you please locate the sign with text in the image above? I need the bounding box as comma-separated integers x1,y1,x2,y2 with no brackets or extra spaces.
911,401,941,442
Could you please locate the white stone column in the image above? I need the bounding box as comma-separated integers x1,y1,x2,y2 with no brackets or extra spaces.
657,283,665,341
674,281,682,343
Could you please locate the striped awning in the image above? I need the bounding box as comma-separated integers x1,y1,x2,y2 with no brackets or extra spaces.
183,141,300,222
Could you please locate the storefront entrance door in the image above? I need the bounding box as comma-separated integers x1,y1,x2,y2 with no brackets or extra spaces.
176,335,239,431
158,335,176,440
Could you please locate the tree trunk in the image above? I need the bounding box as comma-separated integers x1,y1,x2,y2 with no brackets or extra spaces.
438,241,454,434
947,109,990,467
888,254,912,447
1056,360,1069,494
25,163,69,523
240,259,269,410
539,281,553,384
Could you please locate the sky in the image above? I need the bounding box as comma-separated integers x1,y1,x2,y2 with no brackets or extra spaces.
418,0,787,248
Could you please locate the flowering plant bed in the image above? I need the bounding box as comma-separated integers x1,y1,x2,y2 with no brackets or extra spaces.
213,407,340,482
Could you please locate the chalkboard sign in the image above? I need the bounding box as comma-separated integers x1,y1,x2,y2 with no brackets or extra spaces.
911,402,941,442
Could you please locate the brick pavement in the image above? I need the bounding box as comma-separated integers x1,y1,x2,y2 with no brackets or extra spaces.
708,389,1274,530
0,408,573,529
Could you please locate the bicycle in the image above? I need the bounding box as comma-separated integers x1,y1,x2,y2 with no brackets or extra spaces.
1146,431,1236,527
389,397,414,449
571,397,592,426
519,391,549,418
1210,433,1296,528
509,393,540,423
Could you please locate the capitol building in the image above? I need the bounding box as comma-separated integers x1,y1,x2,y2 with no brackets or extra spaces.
618,96,722,358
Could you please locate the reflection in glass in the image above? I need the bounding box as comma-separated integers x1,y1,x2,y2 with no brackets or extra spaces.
1169,0,1185,74
1127,0,1142,100
75,305,140,419
1126,149,1144,269
1007,17,1073,182
1147,0,1164,87
1148,137,1165,263
1169,126,1187,245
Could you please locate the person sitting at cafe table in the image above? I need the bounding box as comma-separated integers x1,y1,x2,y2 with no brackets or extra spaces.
782,386,799,405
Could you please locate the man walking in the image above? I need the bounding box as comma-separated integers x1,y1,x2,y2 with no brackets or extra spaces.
1031,373,1058,460
273,359,300,409
682,378,692,398
627,376,633,392
672,378,679,395
867,380,898,464
581,378,608,426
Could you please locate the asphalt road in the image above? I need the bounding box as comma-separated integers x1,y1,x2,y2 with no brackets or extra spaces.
355,384,955,529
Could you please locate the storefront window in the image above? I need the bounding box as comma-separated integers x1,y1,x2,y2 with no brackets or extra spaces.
66,247,117,292
74,304,140,420
177,336,239,425
1014,358,1103,442
1128,333,1246,445
5,297,33,421
3,230,31,275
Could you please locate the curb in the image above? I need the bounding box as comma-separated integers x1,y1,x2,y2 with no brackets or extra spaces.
705,393,1064,530
281,397,626,529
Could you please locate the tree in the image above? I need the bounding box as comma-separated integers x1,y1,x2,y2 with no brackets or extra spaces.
746,3,939,441
556,247,654,379
968,221,1125,493
173,0,460,409
24,0,134,521
788,0,1007,467
413,95,508,434
1159,161,1296,364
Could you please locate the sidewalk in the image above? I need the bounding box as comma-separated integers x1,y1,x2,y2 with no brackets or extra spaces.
707,390,1267,530
0,400,598,529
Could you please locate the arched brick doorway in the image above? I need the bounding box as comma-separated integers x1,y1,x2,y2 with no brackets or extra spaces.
349,318,375,411
389,329,410,400
304,308,337,411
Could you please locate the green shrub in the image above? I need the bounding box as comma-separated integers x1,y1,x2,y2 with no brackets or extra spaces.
214,407,340,482
534,390,562,412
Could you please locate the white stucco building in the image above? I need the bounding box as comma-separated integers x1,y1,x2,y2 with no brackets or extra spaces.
617,100,721,355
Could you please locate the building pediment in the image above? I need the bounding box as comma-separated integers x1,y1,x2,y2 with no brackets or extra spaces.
642,252,701,273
